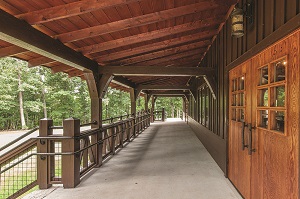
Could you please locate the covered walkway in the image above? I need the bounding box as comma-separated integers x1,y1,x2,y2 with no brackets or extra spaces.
37,120,240,199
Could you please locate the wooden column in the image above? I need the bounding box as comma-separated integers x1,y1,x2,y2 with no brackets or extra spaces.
144,94,150,111
62,118,80,188
162,108,165,122
37,118,53,189
130,88,136,115
151,96,156,122
85,72,113,167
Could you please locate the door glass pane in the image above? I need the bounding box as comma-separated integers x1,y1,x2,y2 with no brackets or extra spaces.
271,111,285,133
273,59,286,82
272,86,285,107
239,76,245,90
258,88,268,106
232,109,236,121
239,93,244,106
259,66,268,85
232,79,237,91
258,110,268,128
232,94,236,106
238,109,245,122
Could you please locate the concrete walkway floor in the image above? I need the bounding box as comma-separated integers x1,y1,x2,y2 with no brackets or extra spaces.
37,120,241,199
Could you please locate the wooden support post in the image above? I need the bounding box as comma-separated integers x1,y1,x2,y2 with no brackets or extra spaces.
151,96,156,122
85,72,112,167
62,118,80,188
162,108,165,122
119,123,124,148
37,118,53,189
111,127,116,155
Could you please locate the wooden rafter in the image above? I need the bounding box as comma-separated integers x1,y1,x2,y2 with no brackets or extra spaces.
56,2,220,42
28,57,56,67
139,53,202,66
0,45,27,57
16,0,142,25
96,41,209,62
137,85,191,91
79,19,221,55
150,90,189,95
98,41,209,64
0,9,98,72
99,65,214,76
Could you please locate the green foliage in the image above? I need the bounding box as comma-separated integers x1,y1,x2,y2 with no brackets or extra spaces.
0,57,91,129
102,88,131,119
0,57,183,130
155,97,183,118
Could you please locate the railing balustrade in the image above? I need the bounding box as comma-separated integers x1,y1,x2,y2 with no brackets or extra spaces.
0,109,156,198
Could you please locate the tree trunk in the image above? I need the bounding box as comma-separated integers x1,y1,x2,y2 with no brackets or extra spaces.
42,88,47,118
18,68,27,129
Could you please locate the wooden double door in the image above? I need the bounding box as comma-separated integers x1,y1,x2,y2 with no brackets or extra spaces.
228,32,299,199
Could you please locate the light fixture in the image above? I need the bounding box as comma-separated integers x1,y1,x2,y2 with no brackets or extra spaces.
231,1,254,38
231,7,244,38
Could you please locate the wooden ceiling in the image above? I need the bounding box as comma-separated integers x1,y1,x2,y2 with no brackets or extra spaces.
0,0,237,92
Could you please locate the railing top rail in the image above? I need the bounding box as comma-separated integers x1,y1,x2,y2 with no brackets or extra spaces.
0,127,39,152
0,138,37,163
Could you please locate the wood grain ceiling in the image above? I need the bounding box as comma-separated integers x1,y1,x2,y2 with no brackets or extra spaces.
0,0,237,92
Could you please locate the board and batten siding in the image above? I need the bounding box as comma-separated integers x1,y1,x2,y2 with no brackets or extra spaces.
188,0,300,174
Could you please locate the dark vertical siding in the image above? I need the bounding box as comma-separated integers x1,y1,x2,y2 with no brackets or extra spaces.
188,0,300,142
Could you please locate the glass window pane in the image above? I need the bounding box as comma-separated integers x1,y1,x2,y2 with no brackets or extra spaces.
258,88,268,107
259,66,268,85
274,59,286,82
271,111,285,133
238,109,245,122
232,109,236,121
239,93,244,106
239,76,245,90
232,94,236,106
232,79,237,91
258,110,268,128
272,86,285,107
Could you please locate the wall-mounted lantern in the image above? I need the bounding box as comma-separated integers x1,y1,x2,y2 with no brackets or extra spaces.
231,7,244,38
231,1,254,38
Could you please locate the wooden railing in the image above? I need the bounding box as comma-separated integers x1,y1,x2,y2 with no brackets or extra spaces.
153,108,166,121
0,110,152,198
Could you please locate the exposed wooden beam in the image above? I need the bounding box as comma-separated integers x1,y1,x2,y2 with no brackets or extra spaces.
150,91,190,95
0,9,98,72
137,85,191,91
51,65,73,73
139,51,202,66
137,50,203,66
16,0,141,25
98,41,209,64
99,66,214,76
28,57,56,67
0,45,28,57
68,69,83,77
95,38,210,63
99,75,114,98
111,76,136,88
79,18,221,55
203,75,217,99
154,95,187,98
56,2,220,42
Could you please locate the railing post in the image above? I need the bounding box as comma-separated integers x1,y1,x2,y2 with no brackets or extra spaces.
133,113,137,137
162,108,165,122
37,118,53,189
62,117,80,188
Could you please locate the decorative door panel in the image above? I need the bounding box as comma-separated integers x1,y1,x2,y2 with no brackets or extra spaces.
228,31,300,199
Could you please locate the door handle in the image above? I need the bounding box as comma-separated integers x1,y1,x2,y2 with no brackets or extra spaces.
241,122,248,150
247,123,256,155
